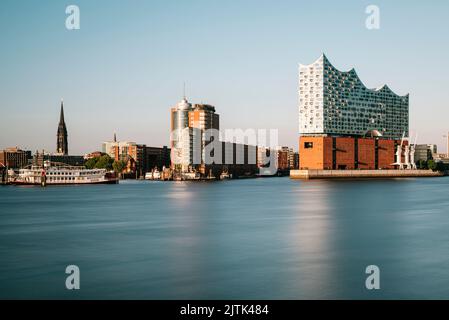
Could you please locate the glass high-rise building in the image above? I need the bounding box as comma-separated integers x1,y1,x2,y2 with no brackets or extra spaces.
299,54,409,139
170,98,195,170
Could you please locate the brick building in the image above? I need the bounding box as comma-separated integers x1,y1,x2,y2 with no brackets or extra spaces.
299,136,408,170
298,54,409,171
277,148,290,171
102,137,171,178
0,147,31,169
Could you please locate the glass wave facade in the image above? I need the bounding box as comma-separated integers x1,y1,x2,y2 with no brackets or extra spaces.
299,54,409,139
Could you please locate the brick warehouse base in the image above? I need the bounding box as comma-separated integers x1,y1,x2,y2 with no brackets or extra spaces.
299,136,408,170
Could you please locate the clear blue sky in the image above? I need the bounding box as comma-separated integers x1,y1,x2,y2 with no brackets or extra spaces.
1,0,448,154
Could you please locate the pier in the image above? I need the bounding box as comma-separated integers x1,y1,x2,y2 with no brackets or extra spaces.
290,169,446,180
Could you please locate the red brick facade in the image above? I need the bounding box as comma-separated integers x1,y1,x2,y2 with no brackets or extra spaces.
277,149,289,171
299,137,333,170
357,138,375,169
299,136,406,170
377,139,395,170
335,137,355,170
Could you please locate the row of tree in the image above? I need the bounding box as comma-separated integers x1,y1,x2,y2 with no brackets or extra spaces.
416,159,449,172
84,155,127,174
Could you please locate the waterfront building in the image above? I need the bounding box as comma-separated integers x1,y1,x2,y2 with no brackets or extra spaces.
47,155,84,166
277,147,289,171
56,100,68,155
290,150,299,170
299,54,409,139
298,54,410,170
102,135,170,177
170,98,193,171
414,144,437,163
102,139,140,164
169,97,258,178
277,146,299,170
32,151,84,167
189,104,220,131
0,147,31,169
195,141,258,178
145,146,171,171
299,135,411,170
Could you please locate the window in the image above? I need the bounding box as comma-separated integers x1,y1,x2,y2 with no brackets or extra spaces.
304,142,313,149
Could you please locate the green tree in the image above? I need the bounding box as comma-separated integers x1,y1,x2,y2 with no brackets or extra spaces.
112,160,127,174
417,160,427,170
94,155,114,170
427,159,437,171
84,157,98,169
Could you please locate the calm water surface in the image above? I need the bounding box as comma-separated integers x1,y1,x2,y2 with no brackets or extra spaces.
1,177,449,299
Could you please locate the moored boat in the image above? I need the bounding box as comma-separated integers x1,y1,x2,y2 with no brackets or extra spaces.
145,169,161,180
10,161,118,186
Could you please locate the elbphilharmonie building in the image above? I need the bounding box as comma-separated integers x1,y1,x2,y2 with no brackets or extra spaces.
299,54,409,140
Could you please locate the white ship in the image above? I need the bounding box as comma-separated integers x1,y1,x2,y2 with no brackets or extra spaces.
10,161,118,186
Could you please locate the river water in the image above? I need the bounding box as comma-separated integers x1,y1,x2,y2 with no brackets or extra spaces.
1,177,449,299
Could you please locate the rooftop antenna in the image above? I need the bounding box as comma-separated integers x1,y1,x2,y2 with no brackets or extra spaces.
183,82,186,100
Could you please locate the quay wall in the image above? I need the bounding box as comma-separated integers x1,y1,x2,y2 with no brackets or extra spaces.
290,169,445,180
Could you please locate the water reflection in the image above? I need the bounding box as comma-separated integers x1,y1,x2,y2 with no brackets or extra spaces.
287,181,336,298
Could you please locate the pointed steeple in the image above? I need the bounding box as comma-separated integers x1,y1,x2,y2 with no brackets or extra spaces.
59,99,65,124
56,99,68,155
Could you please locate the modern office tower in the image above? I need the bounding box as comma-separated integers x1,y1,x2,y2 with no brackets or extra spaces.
299,54,409,139
169,98,258,177
189,104,220,131
171,98,192,137
56,100,68,155
170,99,221,171
189,104,220,169
170,98,193,170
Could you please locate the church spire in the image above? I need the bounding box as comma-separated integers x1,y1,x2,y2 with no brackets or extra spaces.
56,99,68,155
59,99,65,124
